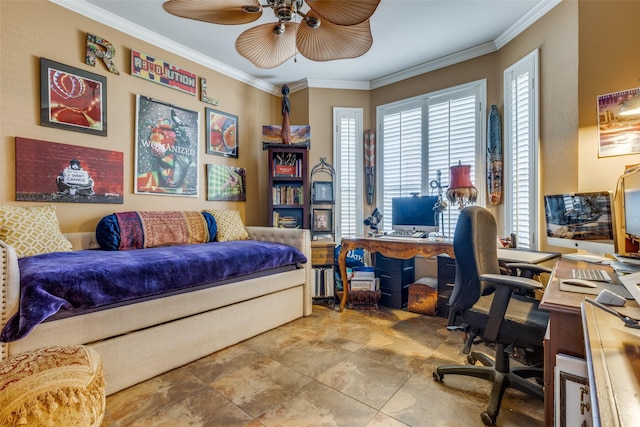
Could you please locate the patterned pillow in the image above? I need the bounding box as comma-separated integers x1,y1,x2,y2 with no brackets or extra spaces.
204,209,249,242
0,205,72,258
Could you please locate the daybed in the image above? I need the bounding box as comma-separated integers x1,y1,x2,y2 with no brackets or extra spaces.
0,208,312,396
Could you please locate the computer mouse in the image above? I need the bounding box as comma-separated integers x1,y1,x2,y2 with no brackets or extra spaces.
562,278,599,288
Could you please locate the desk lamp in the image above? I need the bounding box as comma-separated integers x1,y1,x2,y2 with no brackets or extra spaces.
446,161,478,209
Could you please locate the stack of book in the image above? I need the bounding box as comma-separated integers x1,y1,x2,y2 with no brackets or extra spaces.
349,266,378,291
272,212,300,228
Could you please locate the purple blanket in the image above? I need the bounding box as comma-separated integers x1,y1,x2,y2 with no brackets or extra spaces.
1,240,306,342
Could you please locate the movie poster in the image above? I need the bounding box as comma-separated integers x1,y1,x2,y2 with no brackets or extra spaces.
134,95,199,196
15,137,123,204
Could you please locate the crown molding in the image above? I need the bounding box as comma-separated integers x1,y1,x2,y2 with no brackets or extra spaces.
370,42,497,90
495,0,562,49
51,0,561,94
50,0,280,95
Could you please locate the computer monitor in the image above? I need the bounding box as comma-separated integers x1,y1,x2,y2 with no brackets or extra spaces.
623,169,640,244
391,195,439,233
543,191,616,255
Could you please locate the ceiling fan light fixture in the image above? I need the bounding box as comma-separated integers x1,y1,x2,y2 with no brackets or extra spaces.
272,0,303,22
304,15,321,29
242,5,262,13
273,23,286,35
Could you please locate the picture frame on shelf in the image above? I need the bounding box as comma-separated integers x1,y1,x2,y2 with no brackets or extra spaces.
40,57,107,136
206,108,238,158
312,181,333,203
312,208,332,232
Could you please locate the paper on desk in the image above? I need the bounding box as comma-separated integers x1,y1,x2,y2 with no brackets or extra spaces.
617,271,640,305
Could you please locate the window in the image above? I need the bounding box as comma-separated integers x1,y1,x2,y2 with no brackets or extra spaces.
504,50,539,249
377,81,485,237
333,108,363,240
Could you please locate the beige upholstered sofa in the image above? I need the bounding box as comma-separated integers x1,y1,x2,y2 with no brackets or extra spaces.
0,226,312,395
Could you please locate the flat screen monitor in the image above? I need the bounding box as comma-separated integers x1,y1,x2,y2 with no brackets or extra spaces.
391,196,439,233
543,191,616,255
623,170,640,242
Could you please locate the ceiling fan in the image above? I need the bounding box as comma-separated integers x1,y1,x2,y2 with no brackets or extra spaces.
162,0,381,69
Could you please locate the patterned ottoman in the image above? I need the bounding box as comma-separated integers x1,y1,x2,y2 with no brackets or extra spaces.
0,345,105,426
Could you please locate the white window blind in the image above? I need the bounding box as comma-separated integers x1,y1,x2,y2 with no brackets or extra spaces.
334,108,363,240
379,100,422,229
428,90,479,237
377,81,485,237
504,50,539,249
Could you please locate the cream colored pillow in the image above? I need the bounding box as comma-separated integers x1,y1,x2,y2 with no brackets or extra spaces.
0,205,72,257
205,209,249,242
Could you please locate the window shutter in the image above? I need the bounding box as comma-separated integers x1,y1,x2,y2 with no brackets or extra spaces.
378,82,483,237
504,50,539,249
428,92,478,237
379,102,422,231
334,108,363,239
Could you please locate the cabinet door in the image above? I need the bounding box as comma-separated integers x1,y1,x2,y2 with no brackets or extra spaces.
555,354,592,427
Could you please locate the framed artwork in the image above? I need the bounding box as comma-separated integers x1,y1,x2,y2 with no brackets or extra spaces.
262,125,310,149
40,58,107,136
597,87,640,157
206,164,246,201
15,137,123,204
134,94,199,196
312,208,332,232
206,108,238,158
312,181,333,203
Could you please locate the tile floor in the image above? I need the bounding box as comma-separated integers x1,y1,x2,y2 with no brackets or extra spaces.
101,304,544,426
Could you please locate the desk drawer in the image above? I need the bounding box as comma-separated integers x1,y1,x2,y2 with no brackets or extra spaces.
375,253,414,272
376,269,415,292
380,286,409,310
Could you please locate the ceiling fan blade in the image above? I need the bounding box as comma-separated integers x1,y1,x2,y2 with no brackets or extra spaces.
236,23,297,68
162,0,262,25
304,0,381,26
296,15,373,61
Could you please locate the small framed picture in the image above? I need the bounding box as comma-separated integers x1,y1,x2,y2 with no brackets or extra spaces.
40,58,107,136
312,181,333,203
312,208,332,232
206,108,238,158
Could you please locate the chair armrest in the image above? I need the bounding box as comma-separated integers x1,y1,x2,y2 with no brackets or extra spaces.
480,273,544,292
480,273,544,342
505,262,553,276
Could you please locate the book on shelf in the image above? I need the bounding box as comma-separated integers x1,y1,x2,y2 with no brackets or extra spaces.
272,185,303,205
313,267,334,297
273,153,303,178
272,211,300,229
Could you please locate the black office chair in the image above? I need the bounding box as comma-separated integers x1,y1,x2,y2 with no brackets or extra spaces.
433,206,549,426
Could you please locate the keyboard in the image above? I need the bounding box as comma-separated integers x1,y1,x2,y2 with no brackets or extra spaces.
571,268,613,282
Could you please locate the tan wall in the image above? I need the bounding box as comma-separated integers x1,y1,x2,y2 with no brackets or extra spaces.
368,1,580,249
3,0,639,247
577,0,640,250
499,0,580,251
0,0,278,232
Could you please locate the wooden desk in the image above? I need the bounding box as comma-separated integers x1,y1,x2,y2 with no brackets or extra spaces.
582,301,640,426
539,257,636,426
337,237,454,312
